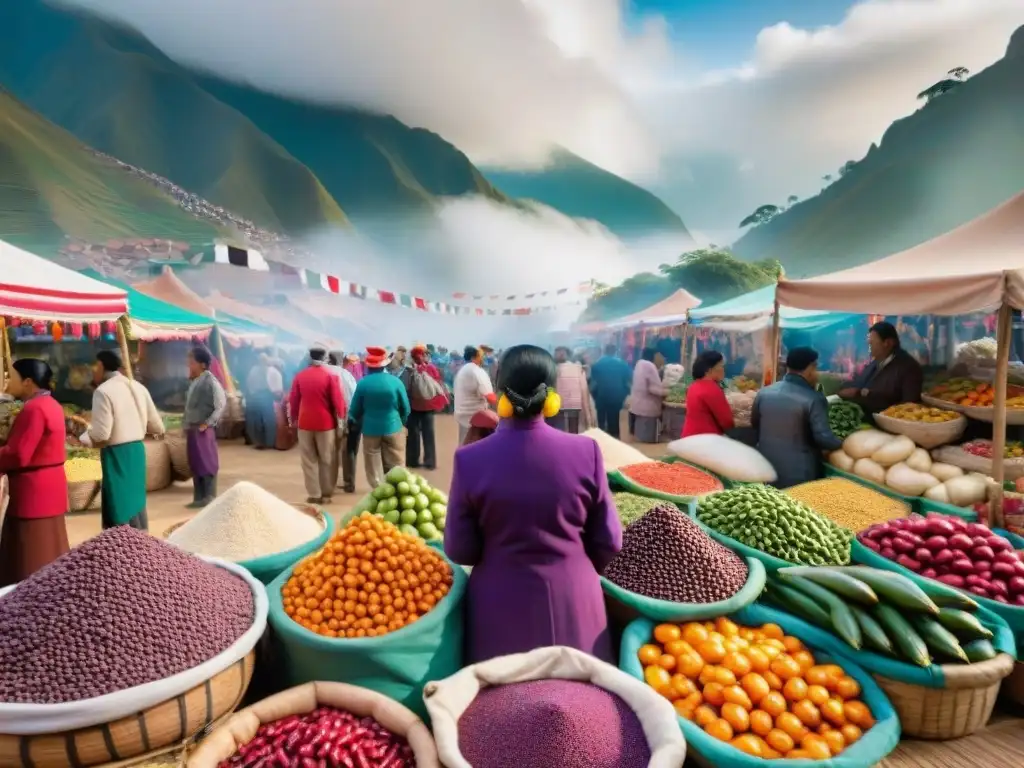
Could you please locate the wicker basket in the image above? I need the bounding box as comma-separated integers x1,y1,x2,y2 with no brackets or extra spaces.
216,394,246,441
67,479,101,513
165,431,192,482
873,411,967,449
145,438,173,492
1002,660,1024,706
0,650,255,768
872,652,1014,739
931,444,1024,481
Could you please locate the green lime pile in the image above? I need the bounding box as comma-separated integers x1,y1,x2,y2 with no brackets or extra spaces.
351,466,448,542
697,484,853,566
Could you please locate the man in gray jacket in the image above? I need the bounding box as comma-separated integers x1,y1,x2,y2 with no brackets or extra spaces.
751,347,842,489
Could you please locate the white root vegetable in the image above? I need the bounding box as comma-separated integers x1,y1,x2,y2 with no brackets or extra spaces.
929,462,965,482
843,430,893,460
853,457,887,485
829,450,855,472
871,435,917,467
906,448,933,473
886,462,941,496
924,483,951,504
943,475,989,507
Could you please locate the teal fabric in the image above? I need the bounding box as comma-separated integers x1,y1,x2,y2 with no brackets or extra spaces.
238,511,335,584
601,556,766,621
99,440,147,526
621,607,901,768
852,539,1024,640
349,370,411,437
689,285,856,331
267,549,467,719
685,506,843,574
914,497,978,521
80,269,214,329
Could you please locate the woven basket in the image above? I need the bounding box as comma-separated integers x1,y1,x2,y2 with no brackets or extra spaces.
216,394,246,441
931,444,1024,481
873,411,967,449
921,394,967,413
67,479,101,513
145,438,173,492
0,650,254,768
872,652,1014,739
164,431,192,482
1002,660,1024,706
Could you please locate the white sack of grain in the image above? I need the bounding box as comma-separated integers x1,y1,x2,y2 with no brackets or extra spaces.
168,481,324,561
581,429,655,471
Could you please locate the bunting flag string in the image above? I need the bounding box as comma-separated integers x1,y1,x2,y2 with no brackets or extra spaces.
212,243,592,316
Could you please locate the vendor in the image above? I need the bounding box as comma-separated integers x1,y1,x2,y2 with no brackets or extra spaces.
80,350,164,530
0,359,70,586
629,347,666,442
444,345,622,664
839,321,923,415
682,350,735,437
185,346,227,508
752,347,843,488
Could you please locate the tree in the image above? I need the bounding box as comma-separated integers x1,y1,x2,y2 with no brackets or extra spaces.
580,272,674,321
917,79,960,102
658,248,782,306
838,160,857,177
948,66,970,81
823,174,833,184
739,204,781,228
787,195,799,206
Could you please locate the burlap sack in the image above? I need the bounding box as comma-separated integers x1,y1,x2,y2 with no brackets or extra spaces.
186,682,439,768
423,646,686,768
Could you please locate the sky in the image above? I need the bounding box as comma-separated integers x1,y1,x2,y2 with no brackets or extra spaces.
59,0,1024,241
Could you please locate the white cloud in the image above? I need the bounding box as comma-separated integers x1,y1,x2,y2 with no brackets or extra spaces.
56,0,666,179
650,0,1024,228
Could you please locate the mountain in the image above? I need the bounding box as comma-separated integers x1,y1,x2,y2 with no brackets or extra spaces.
483,149,690,238
0,88,225,253
0,0,505,236
732,26,1024,277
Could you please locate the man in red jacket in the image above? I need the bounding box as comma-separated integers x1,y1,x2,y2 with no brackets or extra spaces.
288,347,346,504
406,344,448,469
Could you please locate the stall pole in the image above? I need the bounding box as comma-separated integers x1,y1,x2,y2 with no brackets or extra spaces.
989,302,1013,528
116,316,134,381
689,328,698,367
0,318,8,392
680,324,691,372
214,327,237,395
768,299,781,385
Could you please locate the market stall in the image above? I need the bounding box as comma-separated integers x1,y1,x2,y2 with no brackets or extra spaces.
776,190,1024,526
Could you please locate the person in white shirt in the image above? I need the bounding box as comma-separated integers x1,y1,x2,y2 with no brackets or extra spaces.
79,350,165,530
453,345,496,445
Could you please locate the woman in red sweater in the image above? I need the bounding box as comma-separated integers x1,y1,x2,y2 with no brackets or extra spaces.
0,358,69,586
681,350,735,437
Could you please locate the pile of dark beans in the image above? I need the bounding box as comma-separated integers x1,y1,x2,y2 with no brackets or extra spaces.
602,504,748,602
0,526,254,704
458,679,651,768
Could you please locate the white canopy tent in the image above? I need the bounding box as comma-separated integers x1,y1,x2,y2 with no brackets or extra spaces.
775,192,1024,523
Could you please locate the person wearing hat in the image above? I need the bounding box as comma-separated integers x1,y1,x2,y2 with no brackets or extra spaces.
406,344,448,470
751,346,843,488
288,346,346,504
387,346,408,377
349,346,411,488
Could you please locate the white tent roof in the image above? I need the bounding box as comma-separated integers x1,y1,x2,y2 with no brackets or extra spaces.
606,289,702,329
0,240,128,321
776,191,1024,316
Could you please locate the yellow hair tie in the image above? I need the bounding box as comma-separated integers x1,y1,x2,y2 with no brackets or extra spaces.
542,390,561,419
497,394,514,419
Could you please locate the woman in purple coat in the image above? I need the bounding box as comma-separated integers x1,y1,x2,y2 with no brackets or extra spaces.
444,345,623,664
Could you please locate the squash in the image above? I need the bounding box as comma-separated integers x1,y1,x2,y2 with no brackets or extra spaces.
929,462,964,482
852,457,887,485
829,449,855,472
886,462,941,496
871,435,917,467
924,483,951,504
906,447,933,473
843,430,893,460
944,475,989,507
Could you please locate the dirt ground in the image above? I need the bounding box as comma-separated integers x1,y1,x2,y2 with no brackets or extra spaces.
67,411,655,545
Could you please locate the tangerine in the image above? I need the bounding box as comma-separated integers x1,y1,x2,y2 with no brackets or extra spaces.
749,710,774,737
722,685,753,710
703,682,726,707
704,719,734,742
729,734,765,757
765,729,794,754
721,702,750,733
840,724,863,744
654,623,682,644
807,684,830,706
740,672,770,703
697,639,727,663
776,712,808,742
721,651,752,677
792,699,822,728
821,697,846,726
835,676,862,700
783,677,808,702
823,729,846,756
760,691,787,718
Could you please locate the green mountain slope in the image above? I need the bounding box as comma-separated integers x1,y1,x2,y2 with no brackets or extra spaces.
483,149,690,238
0,0,504,236
732,26,1024,277
0,88,224,253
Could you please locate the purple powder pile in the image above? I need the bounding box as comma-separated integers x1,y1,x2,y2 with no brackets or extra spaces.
603,504,748,603
0,526,254,704
457,679,651,768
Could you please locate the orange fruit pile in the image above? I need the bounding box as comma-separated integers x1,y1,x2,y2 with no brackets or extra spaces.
638,619,876,760
282,513,453,638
